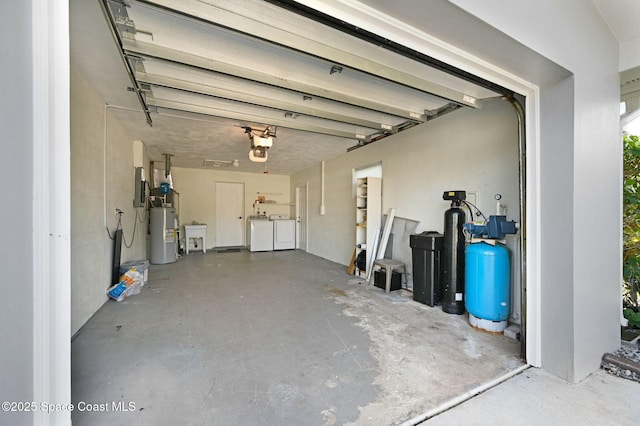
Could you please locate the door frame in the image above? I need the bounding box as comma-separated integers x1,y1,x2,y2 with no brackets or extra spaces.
295,182,309,251
33,0,71,423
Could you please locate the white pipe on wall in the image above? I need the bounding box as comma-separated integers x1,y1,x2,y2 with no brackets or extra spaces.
320,161,326,215
103,104,109,228
102,104,143,229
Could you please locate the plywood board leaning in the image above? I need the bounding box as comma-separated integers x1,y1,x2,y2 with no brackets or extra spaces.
347,248,357,275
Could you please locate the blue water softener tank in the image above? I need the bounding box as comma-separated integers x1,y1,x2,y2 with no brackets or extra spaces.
465,241,510,333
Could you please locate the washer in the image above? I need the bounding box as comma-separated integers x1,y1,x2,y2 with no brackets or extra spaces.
246,215,273,252
271,215,296,250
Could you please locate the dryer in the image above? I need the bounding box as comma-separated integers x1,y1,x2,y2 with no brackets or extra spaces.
271,215,296,250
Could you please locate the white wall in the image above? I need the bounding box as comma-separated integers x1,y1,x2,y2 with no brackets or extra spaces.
172,167,290,249
292,99,519,283
71,69,147,335
619,35,640,72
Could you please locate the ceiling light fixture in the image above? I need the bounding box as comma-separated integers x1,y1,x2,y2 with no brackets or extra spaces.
248,147,268,162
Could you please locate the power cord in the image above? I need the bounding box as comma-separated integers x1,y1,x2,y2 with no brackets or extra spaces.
462,200,487,222
105,208,143,248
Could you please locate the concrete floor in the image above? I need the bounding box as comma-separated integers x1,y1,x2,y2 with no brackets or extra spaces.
72,250,523,425
424,367,639,425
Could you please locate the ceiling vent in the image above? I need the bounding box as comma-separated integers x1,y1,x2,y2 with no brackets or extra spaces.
203,159,239,168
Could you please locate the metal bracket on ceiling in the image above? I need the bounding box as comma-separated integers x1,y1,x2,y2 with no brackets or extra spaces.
115,15,136,34
139,82,151,92
124,53,147,73
424,103,462,121
329,65,343,75
124,53,145,65
109,0,135,34
112,4,154,41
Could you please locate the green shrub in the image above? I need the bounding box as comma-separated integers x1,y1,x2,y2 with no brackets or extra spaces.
624,133,640,313
624,308,640,328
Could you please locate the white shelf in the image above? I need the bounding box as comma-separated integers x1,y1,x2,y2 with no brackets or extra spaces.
355,176,381,276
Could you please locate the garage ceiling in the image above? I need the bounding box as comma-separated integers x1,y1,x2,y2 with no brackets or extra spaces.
72,0,640,175
71,0,510,175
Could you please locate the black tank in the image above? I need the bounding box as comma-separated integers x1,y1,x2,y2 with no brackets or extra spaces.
441,202,466,314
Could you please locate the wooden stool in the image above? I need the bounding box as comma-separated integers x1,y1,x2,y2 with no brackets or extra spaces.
370,259,406,293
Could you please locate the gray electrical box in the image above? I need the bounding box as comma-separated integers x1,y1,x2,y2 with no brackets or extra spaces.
134,167,146,208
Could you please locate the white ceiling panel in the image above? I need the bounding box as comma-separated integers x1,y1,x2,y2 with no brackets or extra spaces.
122,1,458,114
71,0,640,175
138,0,501,104
147,86,382,138
139,58,417,128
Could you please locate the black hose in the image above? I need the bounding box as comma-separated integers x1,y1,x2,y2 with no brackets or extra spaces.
462,200,487,222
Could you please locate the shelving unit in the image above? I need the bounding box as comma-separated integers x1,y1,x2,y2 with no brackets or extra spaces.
355,177,381,277
252,192,292,215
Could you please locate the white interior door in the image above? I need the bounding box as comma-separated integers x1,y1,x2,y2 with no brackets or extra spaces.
295,183,308,251
215,182,244,247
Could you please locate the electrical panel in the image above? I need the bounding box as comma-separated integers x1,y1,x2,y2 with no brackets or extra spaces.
134,167,146,208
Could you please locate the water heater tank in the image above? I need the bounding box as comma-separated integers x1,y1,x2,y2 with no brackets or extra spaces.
465,241,510,333
150,207,177,265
